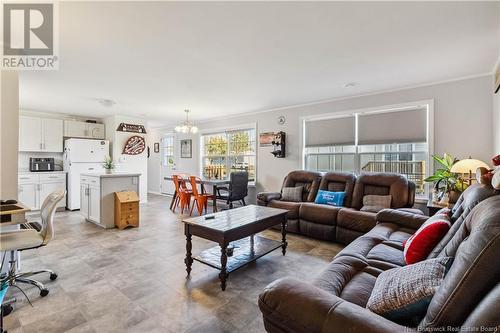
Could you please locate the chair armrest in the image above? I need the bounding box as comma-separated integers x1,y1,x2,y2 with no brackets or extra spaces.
257,192,282,203
259,278,410,333
376,208,428,230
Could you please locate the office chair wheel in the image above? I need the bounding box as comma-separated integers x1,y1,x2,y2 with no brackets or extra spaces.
2,304,13,316
40,289,49,297
49,273,58,281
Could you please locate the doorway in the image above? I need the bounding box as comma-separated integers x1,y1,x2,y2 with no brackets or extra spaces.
160,134,177,195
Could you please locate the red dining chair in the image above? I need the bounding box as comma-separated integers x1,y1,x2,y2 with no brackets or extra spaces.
189,176,217,216
172,175,191,214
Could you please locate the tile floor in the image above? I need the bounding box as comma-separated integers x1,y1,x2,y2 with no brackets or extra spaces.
3,194,343,333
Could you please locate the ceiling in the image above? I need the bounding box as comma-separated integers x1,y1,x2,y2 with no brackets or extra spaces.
20,1,500,127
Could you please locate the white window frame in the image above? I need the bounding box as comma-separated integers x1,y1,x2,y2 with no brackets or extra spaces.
199,123,258,183
300,100,434,200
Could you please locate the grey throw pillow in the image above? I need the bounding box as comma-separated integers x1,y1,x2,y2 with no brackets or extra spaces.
281,186,303,202
360,194,392,213
366,256,453,326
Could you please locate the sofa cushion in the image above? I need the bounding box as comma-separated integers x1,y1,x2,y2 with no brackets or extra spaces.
337,208,377,233
335,222,415,270
300,202,340,226
404,213,451,264
314,255,381,307
282,170,322,202
360,194,392,213
319,172,356,207
351,173,410,210
281,186,303,202
314,190,346,207
268,200,301,220
367,256,453,326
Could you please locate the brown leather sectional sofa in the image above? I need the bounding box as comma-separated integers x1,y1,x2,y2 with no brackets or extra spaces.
257,170,418,244
259,183,500,332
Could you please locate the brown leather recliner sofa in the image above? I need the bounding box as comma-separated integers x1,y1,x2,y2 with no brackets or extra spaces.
257,170,417,244
259,183,500,332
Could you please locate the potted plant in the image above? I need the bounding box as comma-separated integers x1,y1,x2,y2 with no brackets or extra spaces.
102,156,115,174
424,153,468,205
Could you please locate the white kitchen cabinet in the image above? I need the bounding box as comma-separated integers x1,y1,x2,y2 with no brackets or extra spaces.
87,123,105,139
40,182,66,209
88,186,101,222
80,184,89,218
64,120,105,139
19,116,42,151
42,118,64,152
19,116,63,152
18,183,38,210
18,173,67,210
64,120,86,138
80,173,140,228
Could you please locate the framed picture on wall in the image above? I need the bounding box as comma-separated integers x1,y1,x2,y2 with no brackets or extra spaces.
154,142,160,153
181,139,192,158
259,132,274,147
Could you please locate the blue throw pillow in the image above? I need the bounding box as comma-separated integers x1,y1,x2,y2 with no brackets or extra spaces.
314,190,346,206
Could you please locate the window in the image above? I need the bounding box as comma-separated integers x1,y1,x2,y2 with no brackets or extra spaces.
201,127,256,180
161,135,175,167
304,106,429,196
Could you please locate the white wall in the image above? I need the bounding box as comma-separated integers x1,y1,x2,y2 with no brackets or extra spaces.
147,128,162,193
148,75,494,198
0,71,20,199
105,115,148,202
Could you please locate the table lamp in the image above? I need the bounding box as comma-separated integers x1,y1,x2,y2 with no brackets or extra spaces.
450,157,489,185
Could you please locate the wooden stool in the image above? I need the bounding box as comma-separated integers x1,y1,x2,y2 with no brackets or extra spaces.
114,191,139,229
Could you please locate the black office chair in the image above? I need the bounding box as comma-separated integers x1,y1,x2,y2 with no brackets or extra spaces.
217,171,249,209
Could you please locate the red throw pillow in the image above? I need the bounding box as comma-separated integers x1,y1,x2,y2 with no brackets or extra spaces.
403,213,451,265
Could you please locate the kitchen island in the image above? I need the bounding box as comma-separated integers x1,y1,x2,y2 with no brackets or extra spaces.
80,173,141,228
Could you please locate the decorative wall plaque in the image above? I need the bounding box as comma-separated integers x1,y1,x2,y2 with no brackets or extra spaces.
117,123,147,133
123,135,146,155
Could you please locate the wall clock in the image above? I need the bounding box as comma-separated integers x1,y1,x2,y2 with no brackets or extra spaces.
277,115,286,125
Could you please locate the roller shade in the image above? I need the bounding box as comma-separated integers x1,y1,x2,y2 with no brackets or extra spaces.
358,108,427,145
305,116,355,147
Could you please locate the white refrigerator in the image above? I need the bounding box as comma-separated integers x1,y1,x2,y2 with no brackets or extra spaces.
64,138,110,210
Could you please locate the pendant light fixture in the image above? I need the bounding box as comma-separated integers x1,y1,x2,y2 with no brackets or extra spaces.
175,109,198,134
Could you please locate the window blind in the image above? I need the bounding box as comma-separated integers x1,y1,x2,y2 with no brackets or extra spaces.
305,116,355,147
357,108,427,145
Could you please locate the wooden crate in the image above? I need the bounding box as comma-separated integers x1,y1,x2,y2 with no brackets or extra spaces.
114,191,139,229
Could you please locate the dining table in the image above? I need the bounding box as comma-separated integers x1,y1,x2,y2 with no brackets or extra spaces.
164,176,246,211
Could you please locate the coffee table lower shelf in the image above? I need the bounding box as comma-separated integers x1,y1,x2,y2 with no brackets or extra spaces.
194,236,282,274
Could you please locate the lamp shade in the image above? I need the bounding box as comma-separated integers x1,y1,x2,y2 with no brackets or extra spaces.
450,159,489,174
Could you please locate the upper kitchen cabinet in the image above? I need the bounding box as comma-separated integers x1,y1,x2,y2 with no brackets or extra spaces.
64,120,105,139
19,116,63,152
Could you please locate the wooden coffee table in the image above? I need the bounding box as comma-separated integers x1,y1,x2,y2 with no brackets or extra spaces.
183,205,288,290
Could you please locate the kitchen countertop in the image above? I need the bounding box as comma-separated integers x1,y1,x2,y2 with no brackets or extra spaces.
18,170,67,174
81,172,141,178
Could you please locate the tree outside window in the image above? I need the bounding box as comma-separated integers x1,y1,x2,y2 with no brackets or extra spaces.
202,129,256,180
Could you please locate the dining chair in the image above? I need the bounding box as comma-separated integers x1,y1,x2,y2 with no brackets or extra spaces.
172,175,191,214
189,176,217,216
217,171,249,208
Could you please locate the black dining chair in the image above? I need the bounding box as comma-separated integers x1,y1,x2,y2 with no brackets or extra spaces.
217,171,249,209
